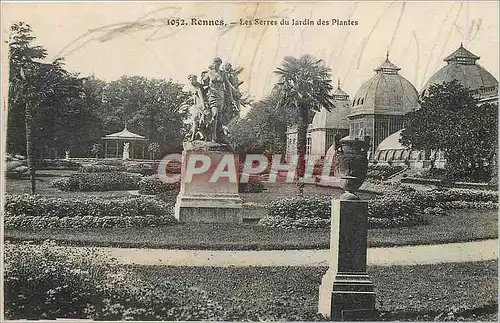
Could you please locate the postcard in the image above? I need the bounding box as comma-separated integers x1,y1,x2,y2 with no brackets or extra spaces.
2,1,498,321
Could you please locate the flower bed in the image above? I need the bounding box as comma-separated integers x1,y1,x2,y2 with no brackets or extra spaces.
238,178,265,193
80,162,158,176
123,161,157,176
438,201,498,210
36,159,82,170
51,172,142,191
433,188,498,203
138,176,180,195
79,164,121,173
259,189,427,230
3,242,225,321
4,194,175,229
367,164,405,180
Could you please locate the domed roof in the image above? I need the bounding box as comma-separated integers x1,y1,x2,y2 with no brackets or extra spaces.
349,53,419,117
421,44,498,96
376,129,406,151
311,80,351,130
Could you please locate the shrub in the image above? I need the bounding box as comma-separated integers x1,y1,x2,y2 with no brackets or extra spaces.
438,201,498,210
138,176,180,195
123,162,157,176
79,164,121,173
4,194,176,229
433,188,498,203
4,242,111,319
368,191,427,228
93,159,123,166
51,172,142,191
367,164,405,180
4,242,224,321
36,159,82,170
260,189,428,229
238,178,265,193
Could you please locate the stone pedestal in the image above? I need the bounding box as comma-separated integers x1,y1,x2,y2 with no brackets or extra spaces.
174,141,242,223
318,196,376,321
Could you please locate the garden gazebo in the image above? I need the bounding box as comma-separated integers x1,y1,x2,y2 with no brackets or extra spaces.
102,126,148,160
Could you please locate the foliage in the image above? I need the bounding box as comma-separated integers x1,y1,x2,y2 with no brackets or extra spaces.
228,94,295,154
367,164,405,180
273,54,335,187
3,242,226,321
123,161,157,176
238,177,265,193
36,159,82,170
98,76,190,154
8,22,89,159
401,81,498,182
79,162,156,175
4,194,175,229
438,201,498,210
4,242,112,319
51,172,142,191
432,188,498,203
260,189,432,229
138,176,180,195
79,164,121,173
7,23,192,159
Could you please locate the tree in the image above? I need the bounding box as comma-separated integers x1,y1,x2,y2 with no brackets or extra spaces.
401,80,498,182
228,94,296,155
8,22,87,193
8,22,48,194
98,76,190,154
273,55,335,194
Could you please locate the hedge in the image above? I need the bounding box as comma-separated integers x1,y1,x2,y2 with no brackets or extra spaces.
367,164,405,180
259,186,498,229
80,162,157,176
36,159,82,170
51,172,142,191
138,176,180,195
3,194,176,229
238,178,265,193
259,190,427,230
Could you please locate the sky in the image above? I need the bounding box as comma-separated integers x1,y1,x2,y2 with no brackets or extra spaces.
2,1,499,114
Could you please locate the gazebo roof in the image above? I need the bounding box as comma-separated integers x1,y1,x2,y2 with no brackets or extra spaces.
102,127,147,141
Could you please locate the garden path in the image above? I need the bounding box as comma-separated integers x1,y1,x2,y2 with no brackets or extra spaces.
72,239,498,267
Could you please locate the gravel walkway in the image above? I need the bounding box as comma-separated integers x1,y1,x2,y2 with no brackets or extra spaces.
71,239,498,267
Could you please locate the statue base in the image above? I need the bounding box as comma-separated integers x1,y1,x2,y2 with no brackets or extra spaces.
174,140,243,223
318,269,376,321
318,198,376,321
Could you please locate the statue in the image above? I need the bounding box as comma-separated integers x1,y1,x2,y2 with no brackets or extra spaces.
185,57,244,144
186,74,211,141
122,142,130,160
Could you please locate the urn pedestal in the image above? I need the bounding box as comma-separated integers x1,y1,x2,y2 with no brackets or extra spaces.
318,136,376,321
174,141,243,223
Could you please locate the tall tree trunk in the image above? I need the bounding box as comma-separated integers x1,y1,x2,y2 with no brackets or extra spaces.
296,107,309,195
25,103,36,194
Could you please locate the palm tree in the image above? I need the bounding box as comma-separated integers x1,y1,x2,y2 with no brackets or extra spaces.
274,55,335,194
9,22,47,194
9,22,84,194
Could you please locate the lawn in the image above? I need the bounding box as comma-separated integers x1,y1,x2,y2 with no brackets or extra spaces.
5,208,497,249
128,260,498,321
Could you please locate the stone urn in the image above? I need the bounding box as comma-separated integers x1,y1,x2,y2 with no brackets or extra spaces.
333,135,370,195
